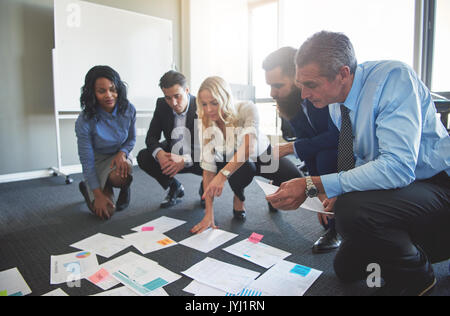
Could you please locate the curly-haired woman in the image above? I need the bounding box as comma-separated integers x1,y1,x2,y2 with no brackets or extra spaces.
75,66,136,219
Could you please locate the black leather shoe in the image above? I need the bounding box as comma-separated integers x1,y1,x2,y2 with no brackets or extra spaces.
199,181,205,208
312,228,341,253
373,277,436,297
160,182,185,208
233,209,246,220
373,246,437,296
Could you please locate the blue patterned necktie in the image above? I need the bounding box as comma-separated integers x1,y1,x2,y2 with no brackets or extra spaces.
337,104,355,172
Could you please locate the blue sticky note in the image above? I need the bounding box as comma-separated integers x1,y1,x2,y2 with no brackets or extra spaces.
290,265,311,277
143,277,168,291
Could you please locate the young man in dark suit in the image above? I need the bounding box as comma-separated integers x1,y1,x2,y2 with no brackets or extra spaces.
263,47,340,253
137,71,204,208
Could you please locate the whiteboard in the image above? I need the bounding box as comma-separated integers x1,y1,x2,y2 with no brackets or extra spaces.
53,0,173,112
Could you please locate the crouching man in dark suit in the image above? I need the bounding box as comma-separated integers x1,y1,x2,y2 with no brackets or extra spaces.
137,71,204,208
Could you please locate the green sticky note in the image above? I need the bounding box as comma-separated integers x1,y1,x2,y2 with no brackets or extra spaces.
0,290,7,296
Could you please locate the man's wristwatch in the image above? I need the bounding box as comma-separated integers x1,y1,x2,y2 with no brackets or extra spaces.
220,169,232,179
305,176,319,198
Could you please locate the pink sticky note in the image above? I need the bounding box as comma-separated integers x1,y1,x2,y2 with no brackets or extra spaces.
88,268,110,284
249,232,264,244
141,226,155,232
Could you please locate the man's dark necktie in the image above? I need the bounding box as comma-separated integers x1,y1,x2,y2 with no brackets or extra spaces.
337,104,355,172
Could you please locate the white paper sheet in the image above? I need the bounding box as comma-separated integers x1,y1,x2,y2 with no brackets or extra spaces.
70,233,131,258
50,251,99,285
255,179,334,215
184,280,268,296
131,216,186,233
182,257,260,294
223,238,291,269
179,228,238,253
111,253,181,296
91,286,138,296
0,268,32,296
42,288,69,296
91,286,168,296
85,252,158,291
122,231,177,254
247,260,322,296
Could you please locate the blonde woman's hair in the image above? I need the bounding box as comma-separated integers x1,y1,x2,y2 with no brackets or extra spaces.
196,76,238,129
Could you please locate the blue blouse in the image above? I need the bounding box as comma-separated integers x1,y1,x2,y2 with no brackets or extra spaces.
75,103,137,190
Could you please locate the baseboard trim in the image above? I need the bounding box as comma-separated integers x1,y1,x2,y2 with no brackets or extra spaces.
0,169,56,184
0,159,138,184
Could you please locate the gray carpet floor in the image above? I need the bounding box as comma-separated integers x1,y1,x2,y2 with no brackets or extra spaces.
0,167,448,296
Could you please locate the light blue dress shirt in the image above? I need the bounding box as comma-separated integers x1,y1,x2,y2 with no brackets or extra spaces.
321,60,450,198
75,103,137,190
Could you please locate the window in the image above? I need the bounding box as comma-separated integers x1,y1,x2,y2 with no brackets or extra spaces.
250,1,278,100
250,0,416,100
431,0,450,93
280,0,415,67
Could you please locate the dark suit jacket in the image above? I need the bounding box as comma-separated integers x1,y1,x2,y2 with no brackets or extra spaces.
145,94,199,160
289,99,339,176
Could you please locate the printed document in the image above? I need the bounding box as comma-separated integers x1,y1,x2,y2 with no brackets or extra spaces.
50,251,99,285
255,179,334,215
182,257,260,294
122,231,177,254
179,228,238,253
86,251,158,291
0,267,32,296
131,216,186,233
70,233,131,258
111,252,181,296
248,259,322,296
223,238,291,268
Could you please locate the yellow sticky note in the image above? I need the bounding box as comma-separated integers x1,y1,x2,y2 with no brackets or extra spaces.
157,238,174,246
0,290,7,296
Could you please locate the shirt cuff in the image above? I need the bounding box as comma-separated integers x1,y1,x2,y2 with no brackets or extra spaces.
201,161,217,173
293,142,300,159
119,148,130,158
152,147,163,161
182,154,194,168
320,173,343,198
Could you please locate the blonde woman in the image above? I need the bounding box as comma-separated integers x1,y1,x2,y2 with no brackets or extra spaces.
190,76,301,234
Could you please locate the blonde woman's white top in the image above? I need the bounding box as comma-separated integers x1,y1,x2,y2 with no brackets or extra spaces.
199,101,271,173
